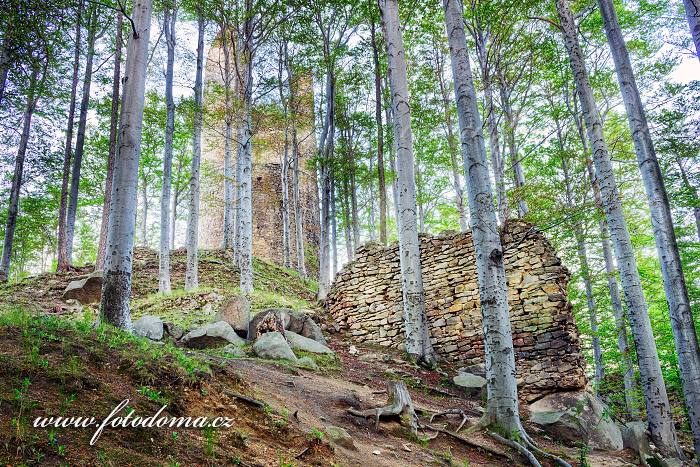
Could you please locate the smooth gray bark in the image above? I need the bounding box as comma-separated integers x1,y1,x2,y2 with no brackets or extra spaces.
221,28,235,250
370,16,388,244
288,66,307,279
97,12,123,272
278,41,291,269
684,0,700,62
444,0,522,432
556,0,682,458
100,0,153,329
58,3,82,272
185,11,205,291
159,3,177,294
317,72,334,300
66,6,98,262
599,0,700,456
499,82,528,218
380,0,437,367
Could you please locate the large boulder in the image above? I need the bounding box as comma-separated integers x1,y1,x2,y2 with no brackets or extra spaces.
621,421,655,466
453,372,486,398
284,331,334,354
62,271,103,304
214,295,250,334
248,308,326,343
252,331,297,361
528,390,623,451
133,315,164,340
181,321,246,349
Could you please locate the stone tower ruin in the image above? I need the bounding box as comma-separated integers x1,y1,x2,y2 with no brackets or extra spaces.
199,33,320,275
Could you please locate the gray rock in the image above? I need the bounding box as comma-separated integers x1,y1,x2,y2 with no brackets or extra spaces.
163,322,184,340
222,344,246,358
284,331,334,355
62,271,103,304
325,426,355,450
133,315,164,340
296,356,319,371
528,390,623,451
215,295,250,333
622,421,655,467
252,331,297,361
453,372,486,398
181,321,246,349
458,363,486,378
248,308,327,343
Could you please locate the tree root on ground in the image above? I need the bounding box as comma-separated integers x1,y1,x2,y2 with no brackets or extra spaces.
429,408,469,432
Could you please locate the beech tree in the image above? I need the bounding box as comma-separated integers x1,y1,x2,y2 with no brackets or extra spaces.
100,0,153,328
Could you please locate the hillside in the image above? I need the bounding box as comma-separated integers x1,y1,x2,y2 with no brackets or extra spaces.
0,250,641,466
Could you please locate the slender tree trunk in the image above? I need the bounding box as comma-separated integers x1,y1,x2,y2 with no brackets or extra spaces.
221,27,235,249
100,0,153,329
238,0,255,293
97,12,123,271
159,3,176,294
370,15,388,244
684,0,700,62
317,71,334,300
58,2,83,272
66,5,98,263
330,171,338,275
380,0,437,367
0,68,40,282
556,0,682,458
186,11,204,291
475,28,507,225
0,37,10,107
141,174,148,247
171,184,178,249
572,99,640,416
279,41,291,269
436,48,468,231
287,62,307,279
600,0,700,455
444,0,523,433
349,139,360,250
343,175,353,260
499,82,528,217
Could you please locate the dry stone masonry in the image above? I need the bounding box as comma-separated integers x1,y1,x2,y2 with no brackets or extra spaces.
326,221,587,401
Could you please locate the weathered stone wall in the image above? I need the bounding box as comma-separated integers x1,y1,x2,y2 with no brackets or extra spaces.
199,32,320,275
326,221,587,401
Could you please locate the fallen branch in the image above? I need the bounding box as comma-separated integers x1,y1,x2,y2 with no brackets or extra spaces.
421,423,511,460
223,390,264,408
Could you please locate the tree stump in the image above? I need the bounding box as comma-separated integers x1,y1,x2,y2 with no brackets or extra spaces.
348,380,419,435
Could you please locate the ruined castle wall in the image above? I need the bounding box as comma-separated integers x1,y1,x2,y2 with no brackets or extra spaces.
326,221,587,401
199,34,320,275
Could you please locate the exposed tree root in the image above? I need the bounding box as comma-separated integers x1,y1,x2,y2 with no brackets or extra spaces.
421,423,511,460
489,431,541,467
429,408,469,433
347,380,419,434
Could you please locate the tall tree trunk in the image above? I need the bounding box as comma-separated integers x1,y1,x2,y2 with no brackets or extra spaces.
475,28,507,225
330,171,338,276
97,12,123,271
499,82,528,218
558,139,604,388
100,0,153,329
370,14,388,244
684,0,700,63
58,2,83,272
159,3,177,294
0,37,10,107
66,5,98,263
185,10,205,291
343,174,353,261
317,71,334,300
237,0,255,293
141,174,148,247
349,136,360,250
444,0,522,433
279,41,291,269
573,100,640,417
380,0,437,367
556,0,683,458
0,68,40,282
599,0,700,455
287,61,307,279
221,28,235,249
435,47,468,231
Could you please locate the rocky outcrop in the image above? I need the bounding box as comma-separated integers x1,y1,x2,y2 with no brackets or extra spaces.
181,321,246,349
252,332,297,361
62,271,102,304
133,315,164,340
528,390,623,451
215,295,251,334
326,221,587,401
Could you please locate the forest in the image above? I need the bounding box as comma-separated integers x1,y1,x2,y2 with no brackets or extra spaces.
0,0,700,465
